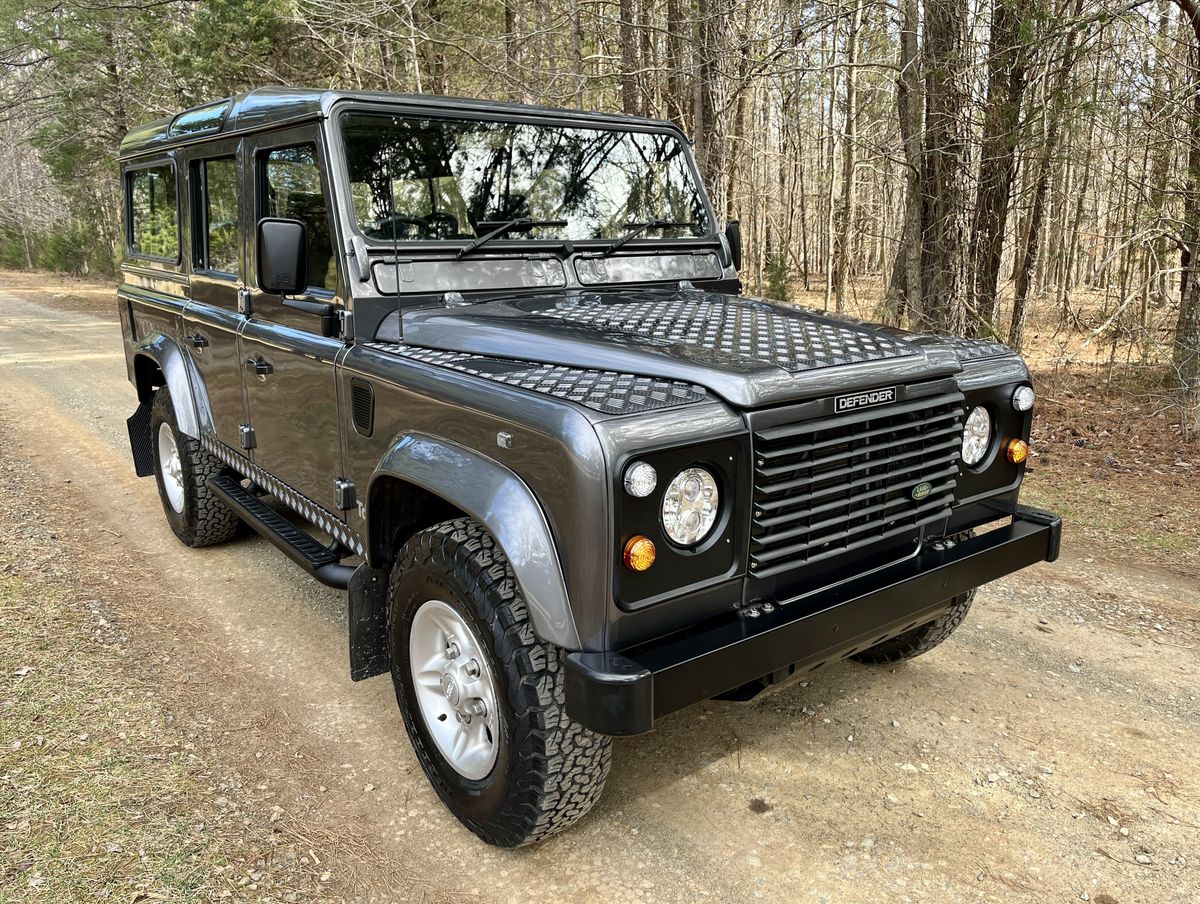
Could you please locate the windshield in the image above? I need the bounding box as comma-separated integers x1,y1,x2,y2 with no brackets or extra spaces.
339,111,711,245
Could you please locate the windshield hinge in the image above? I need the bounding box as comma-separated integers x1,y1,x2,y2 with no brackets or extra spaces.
338,308,355,341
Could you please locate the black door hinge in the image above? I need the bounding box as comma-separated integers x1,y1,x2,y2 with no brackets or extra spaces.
239,424,257,450
335,478,356,511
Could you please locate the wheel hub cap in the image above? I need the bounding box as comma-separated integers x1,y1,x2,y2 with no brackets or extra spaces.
409,599,499,780
440,673,461,706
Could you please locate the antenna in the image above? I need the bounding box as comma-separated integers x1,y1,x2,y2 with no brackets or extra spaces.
389,116,401,340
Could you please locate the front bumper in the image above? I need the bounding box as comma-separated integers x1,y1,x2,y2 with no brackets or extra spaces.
565,504,1061,736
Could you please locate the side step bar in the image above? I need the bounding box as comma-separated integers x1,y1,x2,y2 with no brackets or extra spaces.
208,474,355,589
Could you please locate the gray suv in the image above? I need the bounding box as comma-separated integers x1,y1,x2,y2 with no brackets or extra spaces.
118,87,1060,846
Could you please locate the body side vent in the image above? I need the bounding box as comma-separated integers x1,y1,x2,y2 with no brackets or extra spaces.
351,378,374,437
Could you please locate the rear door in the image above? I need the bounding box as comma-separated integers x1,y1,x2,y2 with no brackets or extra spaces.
182,143,247,450
239,127,346,513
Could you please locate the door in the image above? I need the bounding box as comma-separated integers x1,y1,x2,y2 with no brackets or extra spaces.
239,129,345,513
182,147,246,450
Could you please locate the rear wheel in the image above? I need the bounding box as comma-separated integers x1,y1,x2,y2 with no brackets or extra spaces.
150,387,239,547
388,518,611,847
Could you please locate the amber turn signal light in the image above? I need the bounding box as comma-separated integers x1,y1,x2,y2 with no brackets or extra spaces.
1007,439,1030,464
623,535,656,572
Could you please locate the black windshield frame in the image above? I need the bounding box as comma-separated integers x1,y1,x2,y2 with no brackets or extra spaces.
330,103,717,254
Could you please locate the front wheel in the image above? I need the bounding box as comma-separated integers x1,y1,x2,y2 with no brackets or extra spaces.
388,518,611,847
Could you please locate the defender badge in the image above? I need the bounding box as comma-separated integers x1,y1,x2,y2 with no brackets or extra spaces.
911,481,933,501
834,386,897,413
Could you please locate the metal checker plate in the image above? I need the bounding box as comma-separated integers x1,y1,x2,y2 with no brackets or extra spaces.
364,343,708,415
532,293,916,373
931,335,1014,362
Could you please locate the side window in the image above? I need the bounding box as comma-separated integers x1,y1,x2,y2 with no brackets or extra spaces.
260,144,335,291
193,157,239,275
127,164,179,260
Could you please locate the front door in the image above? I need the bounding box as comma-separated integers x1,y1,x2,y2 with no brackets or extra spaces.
182,146,246,450
239,128,345,514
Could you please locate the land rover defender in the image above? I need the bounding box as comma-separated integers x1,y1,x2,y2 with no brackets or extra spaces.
117,88,1061,846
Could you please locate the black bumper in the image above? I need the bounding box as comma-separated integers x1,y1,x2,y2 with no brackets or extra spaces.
566,505,1061,736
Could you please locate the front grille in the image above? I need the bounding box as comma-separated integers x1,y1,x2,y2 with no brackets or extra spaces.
750,390,964,577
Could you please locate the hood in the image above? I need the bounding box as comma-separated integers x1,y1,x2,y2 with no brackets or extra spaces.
401,287,969,408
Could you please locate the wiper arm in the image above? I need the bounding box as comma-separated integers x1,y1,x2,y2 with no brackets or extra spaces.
456,218,569,260
600,219,693,258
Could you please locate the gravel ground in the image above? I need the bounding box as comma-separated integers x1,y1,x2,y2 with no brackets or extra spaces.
0,286,1197,903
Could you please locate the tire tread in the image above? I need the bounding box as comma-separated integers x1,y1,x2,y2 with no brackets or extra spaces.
390,518,610,846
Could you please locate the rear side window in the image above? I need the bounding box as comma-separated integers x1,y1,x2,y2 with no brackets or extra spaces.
127,164,179,260
261,144,335,291
193,157,239,274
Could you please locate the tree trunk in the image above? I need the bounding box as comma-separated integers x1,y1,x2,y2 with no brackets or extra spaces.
1171,4,1200,438
665,0,686,125
919,0,971,334
619,0,640,115
900,0,924,325
968,0,1028,337
833,0,862,312
572,0,586,107
1010,3,1083,350
693,0,723,203
504,0,521,101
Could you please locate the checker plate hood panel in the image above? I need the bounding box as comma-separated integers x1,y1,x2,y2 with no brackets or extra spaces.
401,288,967,409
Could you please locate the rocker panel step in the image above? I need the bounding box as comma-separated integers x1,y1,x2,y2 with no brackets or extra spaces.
209,473,354,588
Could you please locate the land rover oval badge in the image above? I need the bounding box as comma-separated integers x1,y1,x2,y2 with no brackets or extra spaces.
911,481,933,501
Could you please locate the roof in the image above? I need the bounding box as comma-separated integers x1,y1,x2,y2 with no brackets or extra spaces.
119,86,681,159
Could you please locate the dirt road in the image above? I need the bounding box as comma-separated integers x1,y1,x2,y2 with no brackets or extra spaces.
1,286,1198,903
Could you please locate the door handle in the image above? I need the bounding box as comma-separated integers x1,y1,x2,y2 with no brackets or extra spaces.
184,333,209,349
243,357,273,378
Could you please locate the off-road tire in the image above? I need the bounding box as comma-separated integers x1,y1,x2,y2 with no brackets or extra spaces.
150,387,240,547
387,518,611,847
850,588,976,664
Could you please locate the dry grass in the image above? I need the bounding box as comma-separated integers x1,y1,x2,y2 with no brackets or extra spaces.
0,571,239,901
0,455,354,902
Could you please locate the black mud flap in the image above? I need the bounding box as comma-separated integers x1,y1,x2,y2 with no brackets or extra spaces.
126,404,154,477
349,563,390,681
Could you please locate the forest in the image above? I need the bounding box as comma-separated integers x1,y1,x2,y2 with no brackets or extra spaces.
0,0,1198,437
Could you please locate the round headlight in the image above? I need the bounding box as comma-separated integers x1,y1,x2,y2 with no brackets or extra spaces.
961,406,993,467
623,461,658,498
661,467,720,546
1013,385,1035,412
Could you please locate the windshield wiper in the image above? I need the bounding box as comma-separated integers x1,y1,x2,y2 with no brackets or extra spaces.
456,218,569,260
600,220,694,258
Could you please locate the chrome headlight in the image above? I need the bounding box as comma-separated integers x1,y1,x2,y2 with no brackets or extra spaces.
661,467,719,546
961,406,993,467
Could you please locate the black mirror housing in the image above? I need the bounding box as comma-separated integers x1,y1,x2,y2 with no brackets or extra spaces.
257,218,307,295
725,220,743,272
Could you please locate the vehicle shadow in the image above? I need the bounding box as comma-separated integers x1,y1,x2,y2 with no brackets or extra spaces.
607,658,885,796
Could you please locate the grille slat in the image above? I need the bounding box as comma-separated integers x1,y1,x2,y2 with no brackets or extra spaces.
757,407,962,460
752,493,956,562
757,465,961,528
755,391,964,442
750,389,965,577
757,427,962,479
757,443,960,506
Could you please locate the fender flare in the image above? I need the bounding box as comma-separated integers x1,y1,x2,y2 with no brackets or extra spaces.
132,333,212,439
369,433,582,651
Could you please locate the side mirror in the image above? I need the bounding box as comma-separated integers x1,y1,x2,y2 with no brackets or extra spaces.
257,217,307,296
725,220,742,271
